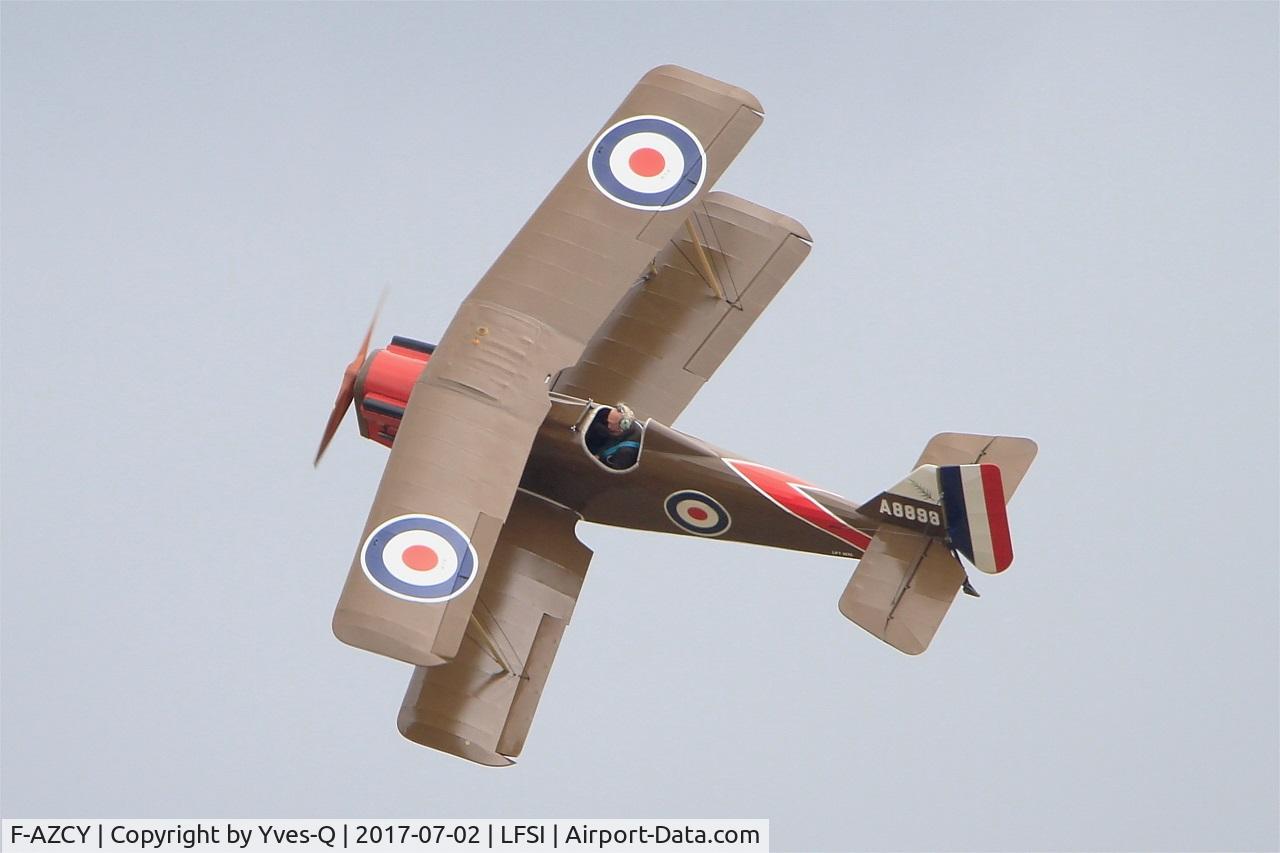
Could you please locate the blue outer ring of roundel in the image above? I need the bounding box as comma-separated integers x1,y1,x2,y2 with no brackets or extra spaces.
360,514,477,603
588,116,707,211
664,490,731,536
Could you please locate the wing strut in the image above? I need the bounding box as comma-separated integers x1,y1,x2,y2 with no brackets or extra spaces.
468,612,520,676
332,66,762,669
398,491,594,765
685,219,725,301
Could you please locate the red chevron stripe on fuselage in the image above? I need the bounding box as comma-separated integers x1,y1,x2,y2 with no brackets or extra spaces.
723,459,873,552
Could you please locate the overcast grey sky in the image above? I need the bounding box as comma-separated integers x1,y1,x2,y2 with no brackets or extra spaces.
2,3,1276,851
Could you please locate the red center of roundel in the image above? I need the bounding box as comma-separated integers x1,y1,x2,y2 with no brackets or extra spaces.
629,147,665,177
401,545,439,572
687,506,709,521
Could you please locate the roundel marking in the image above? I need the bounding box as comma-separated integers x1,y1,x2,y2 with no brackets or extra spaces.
360,514,477,603
664,490,731,537
588,115,707,211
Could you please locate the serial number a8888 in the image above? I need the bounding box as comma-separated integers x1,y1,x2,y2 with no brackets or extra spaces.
879,499,942,527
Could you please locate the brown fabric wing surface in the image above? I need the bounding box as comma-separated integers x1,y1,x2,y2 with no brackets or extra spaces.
333,66,763,667
397,492,592,766
553,192,811,425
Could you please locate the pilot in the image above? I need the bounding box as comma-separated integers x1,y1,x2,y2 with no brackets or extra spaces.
585,402,642,470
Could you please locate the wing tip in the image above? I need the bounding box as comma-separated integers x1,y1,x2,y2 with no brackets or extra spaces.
642,64,763,116
397,718,517,767
700,191,813,243
332,609,450,668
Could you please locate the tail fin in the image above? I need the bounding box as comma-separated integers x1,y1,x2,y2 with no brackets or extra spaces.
840,434,1037,654
938,464,1012,574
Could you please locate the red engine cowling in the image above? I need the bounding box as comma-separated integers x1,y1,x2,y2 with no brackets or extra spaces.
354,336,433,448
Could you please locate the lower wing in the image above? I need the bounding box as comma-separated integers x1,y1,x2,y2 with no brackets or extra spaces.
396,491,592,766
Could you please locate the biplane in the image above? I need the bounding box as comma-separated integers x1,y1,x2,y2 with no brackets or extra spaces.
315,66,1038,766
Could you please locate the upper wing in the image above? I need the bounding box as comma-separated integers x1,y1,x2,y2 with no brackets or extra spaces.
552,192,811,425
397,491,591,766
334,66,764,666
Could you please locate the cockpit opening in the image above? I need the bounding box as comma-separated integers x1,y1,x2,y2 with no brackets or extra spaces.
582,403,643,471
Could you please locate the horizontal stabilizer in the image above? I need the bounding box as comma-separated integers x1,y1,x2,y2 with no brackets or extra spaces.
915,433,1038,499
842,433,1038,653
838,526,965,655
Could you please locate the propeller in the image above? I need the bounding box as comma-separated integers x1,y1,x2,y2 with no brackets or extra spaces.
314,293,385,466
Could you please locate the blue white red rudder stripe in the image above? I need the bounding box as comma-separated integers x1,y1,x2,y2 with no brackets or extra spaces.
939,464,1014,574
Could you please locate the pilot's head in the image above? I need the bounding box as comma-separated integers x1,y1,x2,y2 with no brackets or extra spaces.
606,402,635,435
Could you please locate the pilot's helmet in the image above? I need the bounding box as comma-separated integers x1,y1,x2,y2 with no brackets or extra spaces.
615,402,636,431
